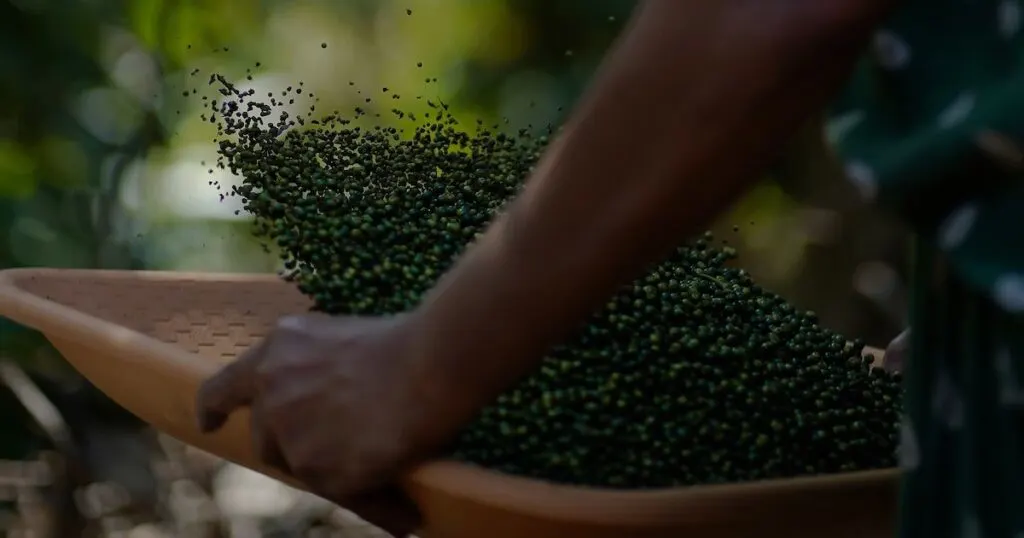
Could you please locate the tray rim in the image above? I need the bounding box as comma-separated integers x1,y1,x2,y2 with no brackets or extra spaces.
0,267,901,526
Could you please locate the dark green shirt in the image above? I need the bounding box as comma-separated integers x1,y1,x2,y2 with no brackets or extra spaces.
832,1,1024,536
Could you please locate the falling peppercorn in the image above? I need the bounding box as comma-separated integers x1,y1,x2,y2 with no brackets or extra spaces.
200,70,902,490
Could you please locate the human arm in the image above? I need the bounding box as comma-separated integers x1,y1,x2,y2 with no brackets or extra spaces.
196,2,896,534
409,0,896,445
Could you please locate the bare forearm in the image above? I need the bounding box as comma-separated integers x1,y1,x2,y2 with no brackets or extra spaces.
411,0,891,431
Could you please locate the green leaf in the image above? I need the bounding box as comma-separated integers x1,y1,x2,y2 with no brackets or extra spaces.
0,139,37,199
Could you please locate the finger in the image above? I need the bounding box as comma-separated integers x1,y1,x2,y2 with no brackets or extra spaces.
862,346,885,369
882,329,910,374
343,486,421,538
288,312,403,339
250,403,291,473
196,339,267,433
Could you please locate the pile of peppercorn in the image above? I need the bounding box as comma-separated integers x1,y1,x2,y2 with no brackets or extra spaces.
199,72,902,489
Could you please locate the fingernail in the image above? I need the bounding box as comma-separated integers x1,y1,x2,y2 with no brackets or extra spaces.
277,315,306,329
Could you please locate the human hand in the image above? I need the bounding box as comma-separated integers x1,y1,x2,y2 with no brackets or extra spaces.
881,329,910,374
195,313,447,537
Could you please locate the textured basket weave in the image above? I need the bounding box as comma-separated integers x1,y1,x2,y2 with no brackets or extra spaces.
0,268,900,538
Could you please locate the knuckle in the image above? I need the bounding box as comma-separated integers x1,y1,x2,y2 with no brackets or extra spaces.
275,315,309,334
253,358,276,378
252,340,298,378
252,364,278,392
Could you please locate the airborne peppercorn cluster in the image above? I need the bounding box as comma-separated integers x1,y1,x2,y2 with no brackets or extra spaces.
201,73,902,489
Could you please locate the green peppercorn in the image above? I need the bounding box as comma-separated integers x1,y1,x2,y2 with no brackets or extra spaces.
200,67,903,490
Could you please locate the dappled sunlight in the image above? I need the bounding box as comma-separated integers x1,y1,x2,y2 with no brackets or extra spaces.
0,0,919,535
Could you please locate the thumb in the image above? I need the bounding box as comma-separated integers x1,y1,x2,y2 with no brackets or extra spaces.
196,339,264,433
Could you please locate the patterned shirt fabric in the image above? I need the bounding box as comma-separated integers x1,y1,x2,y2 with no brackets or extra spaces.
829,1,1024,536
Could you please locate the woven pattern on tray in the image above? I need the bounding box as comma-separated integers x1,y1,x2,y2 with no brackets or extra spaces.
9,272,399,537
12,272,313,363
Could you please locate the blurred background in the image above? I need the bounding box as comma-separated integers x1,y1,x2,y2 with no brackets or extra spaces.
0,0,909,536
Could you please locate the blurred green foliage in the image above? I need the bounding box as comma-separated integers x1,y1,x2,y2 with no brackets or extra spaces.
0,0,906,411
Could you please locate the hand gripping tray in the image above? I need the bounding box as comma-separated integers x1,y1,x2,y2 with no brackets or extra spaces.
0,268,899,538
